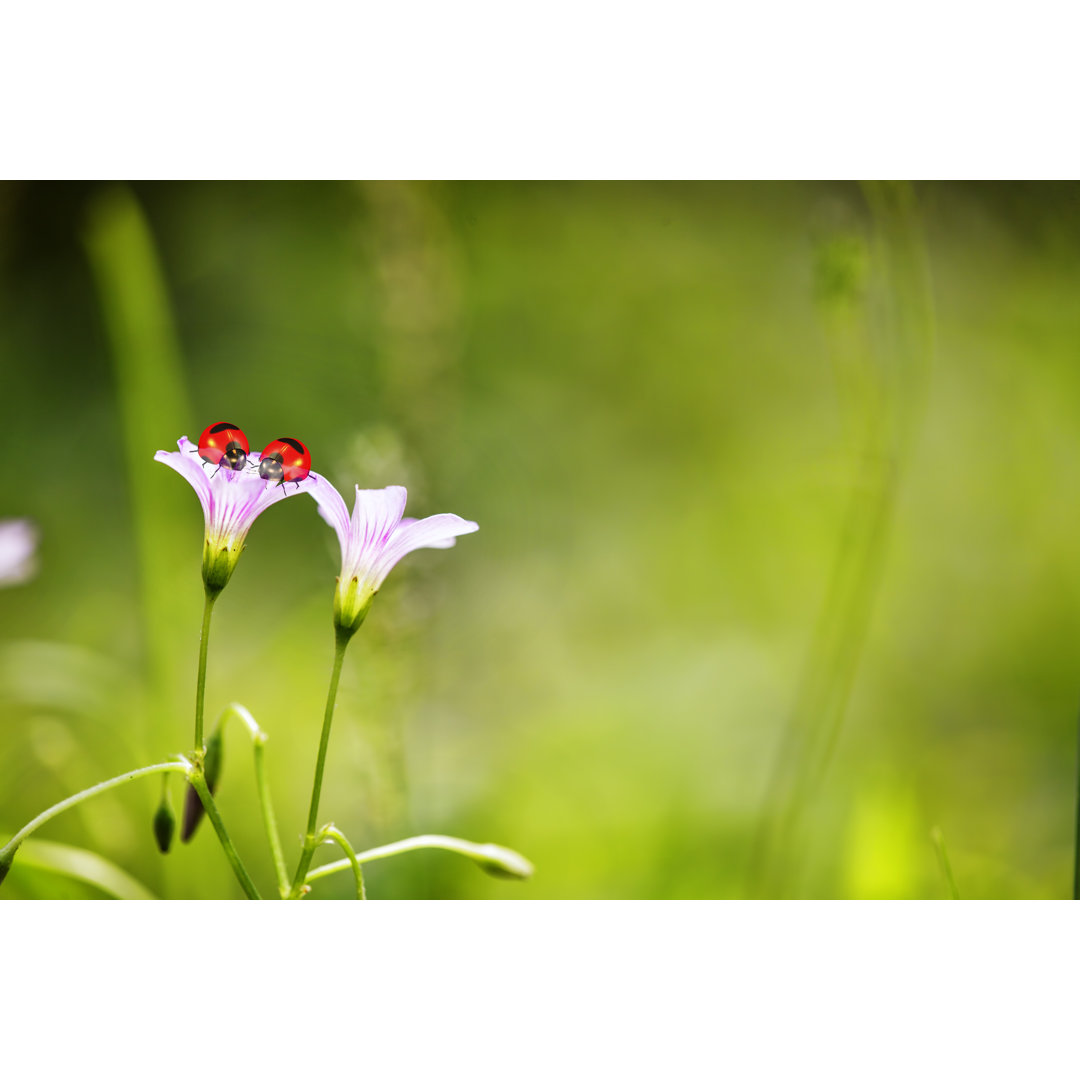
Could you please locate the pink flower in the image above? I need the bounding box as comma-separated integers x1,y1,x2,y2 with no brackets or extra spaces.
156,436,330,593
309,483,478,634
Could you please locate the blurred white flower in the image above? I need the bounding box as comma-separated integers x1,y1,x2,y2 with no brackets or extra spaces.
0,519,38,587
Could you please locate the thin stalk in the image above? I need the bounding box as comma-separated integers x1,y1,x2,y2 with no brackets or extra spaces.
320,825,366,899
254,737,288,899
218,703,289,898
306,834,535,886
304,635,350,839
289,633,351,897
187,768,261,900
194,588,217,750
0,760,190,886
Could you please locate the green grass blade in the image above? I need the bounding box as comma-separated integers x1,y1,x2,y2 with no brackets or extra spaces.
82,186,193,752
751,182,935,897
930,826,961,899
8,837,157,900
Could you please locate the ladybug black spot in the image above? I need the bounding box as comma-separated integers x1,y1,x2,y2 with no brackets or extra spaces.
278,437,305,454
210,422,240,434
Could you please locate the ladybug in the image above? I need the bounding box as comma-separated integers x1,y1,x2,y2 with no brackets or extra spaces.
258,437,311,485
197,422,249,471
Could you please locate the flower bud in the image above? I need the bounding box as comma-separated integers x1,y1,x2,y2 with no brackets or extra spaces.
180,784,201,843
471,844,534,881
181,725,225,842
153,792,176,854
204,725,225,790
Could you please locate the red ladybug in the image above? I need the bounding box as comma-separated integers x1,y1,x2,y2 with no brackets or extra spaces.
197,422,250,471
258,437,311,485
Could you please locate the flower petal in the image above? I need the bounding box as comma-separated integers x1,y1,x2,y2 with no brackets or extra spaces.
371,512,478,588
307,474,352,552
155,437,212,519
349,486,409,551
397,517,458,549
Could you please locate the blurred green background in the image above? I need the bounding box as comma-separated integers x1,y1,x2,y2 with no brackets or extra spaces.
1,181,1078,899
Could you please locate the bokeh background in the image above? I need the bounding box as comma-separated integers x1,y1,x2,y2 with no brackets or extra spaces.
2,181,1078,899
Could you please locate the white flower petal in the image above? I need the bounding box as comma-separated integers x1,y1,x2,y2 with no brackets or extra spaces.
397,517,459,548
349,486,409,551
307,474,353,551
155,437,212,520
372,513,479,587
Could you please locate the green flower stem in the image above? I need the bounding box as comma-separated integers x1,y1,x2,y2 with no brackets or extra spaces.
194,588,218,751
1073,709,1080,900
0,760,190,887
218,703,289,898
289,631,351,898
305,834,535,887
319,825,366,899
187,767,261,900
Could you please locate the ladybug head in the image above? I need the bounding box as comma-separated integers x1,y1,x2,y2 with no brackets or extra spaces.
258,451,284,483
223,440,248,471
